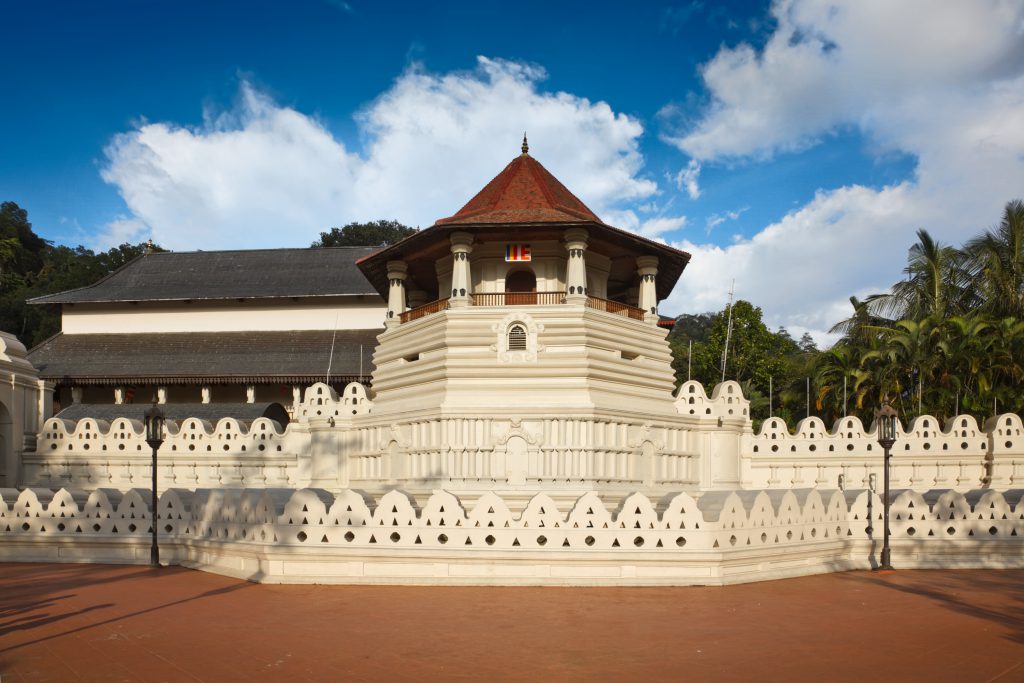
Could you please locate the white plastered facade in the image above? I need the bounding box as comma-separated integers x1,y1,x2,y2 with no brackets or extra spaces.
0,332,53,487
61,296,386,334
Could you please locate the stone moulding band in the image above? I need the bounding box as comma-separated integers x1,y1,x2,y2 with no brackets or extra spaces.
2,486,1022,586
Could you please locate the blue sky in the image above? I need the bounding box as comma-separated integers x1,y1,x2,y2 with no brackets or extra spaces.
3,1,1023,339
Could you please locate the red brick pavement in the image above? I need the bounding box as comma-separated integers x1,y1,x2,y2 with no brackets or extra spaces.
0,563,1021,682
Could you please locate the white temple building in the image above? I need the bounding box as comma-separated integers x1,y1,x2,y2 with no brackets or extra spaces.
2,142,1022,585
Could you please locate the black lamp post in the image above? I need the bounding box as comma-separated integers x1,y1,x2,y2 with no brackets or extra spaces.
875,398,899,571
144,403,165,567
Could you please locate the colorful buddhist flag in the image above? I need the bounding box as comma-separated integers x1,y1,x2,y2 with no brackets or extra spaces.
505,244,531,262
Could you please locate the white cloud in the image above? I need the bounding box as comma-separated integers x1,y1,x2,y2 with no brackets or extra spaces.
100,58,658,251
671,159,701,199
705,207,746,234
92,216,149,248
603,208,688,240
668,0,1024,161
660,0,1024,344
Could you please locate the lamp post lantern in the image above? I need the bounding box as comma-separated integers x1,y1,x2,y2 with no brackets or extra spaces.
875,398,899,571
144,403,166,567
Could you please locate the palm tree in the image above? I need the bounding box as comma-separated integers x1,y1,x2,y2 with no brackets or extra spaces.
813,344,870,421
987,316,1024,414
828,295,891,344
861,319,942,419
966,199,1024,318
876,229,970,321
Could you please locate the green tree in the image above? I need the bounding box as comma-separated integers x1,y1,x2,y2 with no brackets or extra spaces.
0,201,47,276
813,344,868,422
876,229,969,321
828,294,891,345
966,199,1024,318
312,220,417,248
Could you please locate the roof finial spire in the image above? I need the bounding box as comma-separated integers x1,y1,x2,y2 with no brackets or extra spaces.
521,132,529,155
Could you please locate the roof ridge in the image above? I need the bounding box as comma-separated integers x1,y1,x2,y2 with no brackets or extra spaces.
27,252,148,305
435,152,603,226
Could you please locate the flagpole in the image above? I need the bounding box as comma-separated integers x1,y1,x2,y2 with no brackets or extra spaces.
843,375,847,416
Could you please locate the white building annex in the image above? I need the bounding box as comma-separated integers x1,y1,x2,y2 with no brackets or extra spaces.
2,142,1023,585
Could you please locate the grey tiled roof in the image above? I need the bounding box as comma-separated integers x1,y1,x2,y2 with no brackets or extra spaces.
55,402,292,427
29,330,380,384
29,247,380,304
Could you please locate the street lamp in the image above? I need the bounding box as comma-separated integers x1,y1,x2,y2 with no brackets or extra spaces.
144,403,165,567
875,398,899,571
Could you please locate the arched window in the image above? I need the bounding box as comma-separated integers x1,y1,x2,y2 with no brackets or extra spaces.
507,324,527,351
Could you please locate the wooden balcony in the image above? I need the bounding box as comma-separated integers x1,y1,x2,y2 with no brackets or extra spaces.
397,292,645,324
399,297,449,323
472,291,566,306
585,295,646,321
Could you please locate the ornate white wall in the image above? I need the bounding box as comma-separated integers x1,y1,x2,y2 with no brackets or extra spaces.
2,485,1021,585
0,332,52,487
18,379,1024,498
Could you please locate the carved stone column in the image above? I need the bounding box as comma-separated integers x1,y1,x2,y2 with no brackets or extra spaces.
449,232,474,308
564,227,589,303
385,260,408,328
636,255,659,324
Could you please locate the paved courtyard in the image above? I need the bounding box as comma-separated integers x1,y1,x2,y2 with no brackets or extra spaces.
0,563,1021,682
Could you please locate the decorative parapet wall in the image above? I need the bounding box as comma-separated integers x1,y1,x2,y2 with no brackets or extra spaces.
14,378,1024,496
2,486,1021,585
24,414,305,490
744,410,1022,491
674,380,750,423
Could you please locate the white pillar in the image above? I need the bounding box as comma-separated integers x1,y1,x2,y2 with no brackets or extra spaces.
156,386,168,405
385,260,408,328
449,232,474,308
201,386,212,404
636,255,659,324
564,228,589,303
246,385,256,404
37,379,53,424
114,387,125,405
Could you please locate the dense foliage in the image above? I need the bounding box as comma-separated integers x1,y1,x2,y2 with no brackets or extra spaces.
0,202,162,348
311,220,417,247
671,200,1024,428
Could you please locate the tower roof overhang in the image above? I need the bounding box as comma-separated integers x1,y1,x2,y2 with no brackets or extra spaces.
359,143,690,301
357,220,690,302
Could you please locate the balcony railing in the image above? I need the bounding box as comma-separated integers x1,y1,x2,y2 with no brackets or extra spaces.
472,291,566,306
585,295,646,321
399,297,449,323
396,292,646,324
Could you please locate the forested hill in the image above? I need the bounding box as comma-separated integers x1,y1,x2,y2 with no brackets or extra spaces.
0,201,158,348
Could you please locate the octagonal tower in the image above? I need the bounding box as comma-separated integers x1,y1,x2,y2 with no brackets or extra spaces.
357,141,691,422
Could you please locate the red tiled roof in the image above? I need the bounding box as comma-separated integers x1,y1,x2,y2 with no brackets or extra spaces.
435,152,604,226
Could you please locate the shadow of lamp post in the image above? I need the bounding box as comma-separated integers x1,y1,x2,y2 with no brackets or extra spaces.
875,398,899,571
144,403,166,567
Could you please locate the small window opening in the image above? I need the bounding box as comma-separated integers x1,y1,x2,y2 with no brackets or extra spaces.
508,324,527,351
